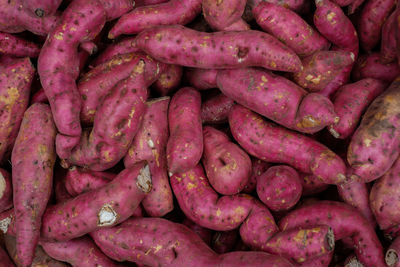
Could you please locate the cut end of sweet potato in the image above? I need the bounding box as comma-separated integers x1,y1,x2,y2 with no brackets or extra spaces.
386,249,399,267
0,172,5,199
97,204,118,227
136,164,152,193
326,227,335,251
0,216,11,234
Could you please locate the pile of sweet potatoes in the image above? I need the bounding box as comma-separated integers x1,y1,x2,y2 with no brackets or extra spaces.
1,0,400,266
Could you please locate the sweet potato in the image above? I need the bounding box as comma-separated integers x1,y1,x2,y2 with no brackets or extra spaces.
217,68,337,134
257,165,302,211
386,236,400,267
0,169,12,213
299,251,333,267
96,0,134,21
21,0,62,17
135,0,169,6
248,0,307,13
229,105,347,184
293,51,355,92
202,126,251,195
279,201,385,267
4,235,68,267
201,93,234,124
79,41,97,55
65,55,164,171
108,0,202,38
212,230,238,254
91,217,294,266
124,97,173,217
347,77,400,182
152,64,183,96
0,244,14,267
329,78,386,139
370,157,400,230
41,236,117,267
348,0,365,14
202,0,249,31
38,0,107,159
170,164,279,249
91,37,139,67
265,225,334,263
242,158,270,193
381,7,398,63
0,209,15,236
186,68,218,90
352,53,400,83
40,163,151,242
358,0,396,51
167,87,203,174
0,32,40,58
182,218,213,245
11,103,56,266
0,57,34,163
331,0,354,5
299,173,329,196
135,25,302,72
0,0,58,36
254,2,329,57
30,88,48,104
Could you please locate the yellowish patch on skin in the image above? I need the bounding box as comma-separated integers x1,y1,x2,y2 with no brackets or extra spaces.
87,109,96,116
0,87,19,107
261,76,268,83
54,32,64,40
364,138,372,147
152,149,160,167
327,12,336,24
216,208,222,217
187,182,196,190
200,41,208,48
270,61,277,68
38,144,47,155
103,150,113,162
127,107,136,128
153,245,162,253
70,26,77,31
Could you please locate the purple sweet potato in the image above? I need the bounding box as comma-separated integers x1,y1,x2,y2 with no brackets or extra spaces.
170,164,279,249
96,0,134,21
124,97,173,217
11,103,56,266
91,37,139,67
293,50,355,92
203,0,249,31
279,201,385,267
329,78,386,139
242,158,270,193
41,236,117,267
182,218,213,245
265,225,334,263
348,0,366,13
202,126,252,195
30,88,48,104
135,0,169,6
65,54,164,171
40,163,152,242
167,87,203,174
0,57,34,163
370,157,400,230
217,68,337,134
331,0,354,5
186,68,218,90
299,173,329,196
108,0,202,38
386,236,400,267
0,32,40,58
229,105,347,184
0,244,14,267
53,169,72,203
0,169,12,213
21,0,62,17
352,53,400,83
254,2,329,57
347,77,400,182
38,0,107,159
248,0,307,13
135,25,302,72
91,217,294,266
381,7,398,63
257,165,302,211
358,0,396,51
201,93,234,124
152,64,183,96
64,167,116,196
299,251,333,267
212,230,238,254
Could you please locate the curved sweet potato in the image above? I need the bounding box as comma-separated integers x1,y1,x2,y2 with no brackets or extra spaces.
182,218,213,245
0,32,40,58
248,0,307,13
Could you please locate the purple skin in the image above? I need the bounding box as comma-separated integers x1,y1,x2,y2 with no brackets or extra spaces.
202,126,252,195
279,201,386,267
91,217,294,266
203,0,249,31
370,157,400,230
386,236,400,267
229,105,347,184
97,0,134,20
135,0,169,6
135,25,302,72
167,87,203,174
0,245,15,266
41,236,118,267
0,57,34,164
182,218,213,245
358,0,396,51
352,53,400,83
21,0,62,17
298,251,333,267
217,68,337,134
331,0,354,5
186,68,218,90
212,230,238,254
329,78,386,139
242,158,270,193
265,225,335,263
0,169,12,213
108,0,202,38
91,37,139,67
348,0,366,14
152,65,183,96
347,77,400,182
248,0,307,13
0,32,40,58
40,163,152,242
170,164,279,250
38,0,107,159
54,176,72,203
293,50,355,92
201,93,234,124
257,165,302,211
254,2,329,57
381,8,398,63
299,173,328,196
31,88,49,104
124,97,173,217
11,104,57,267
